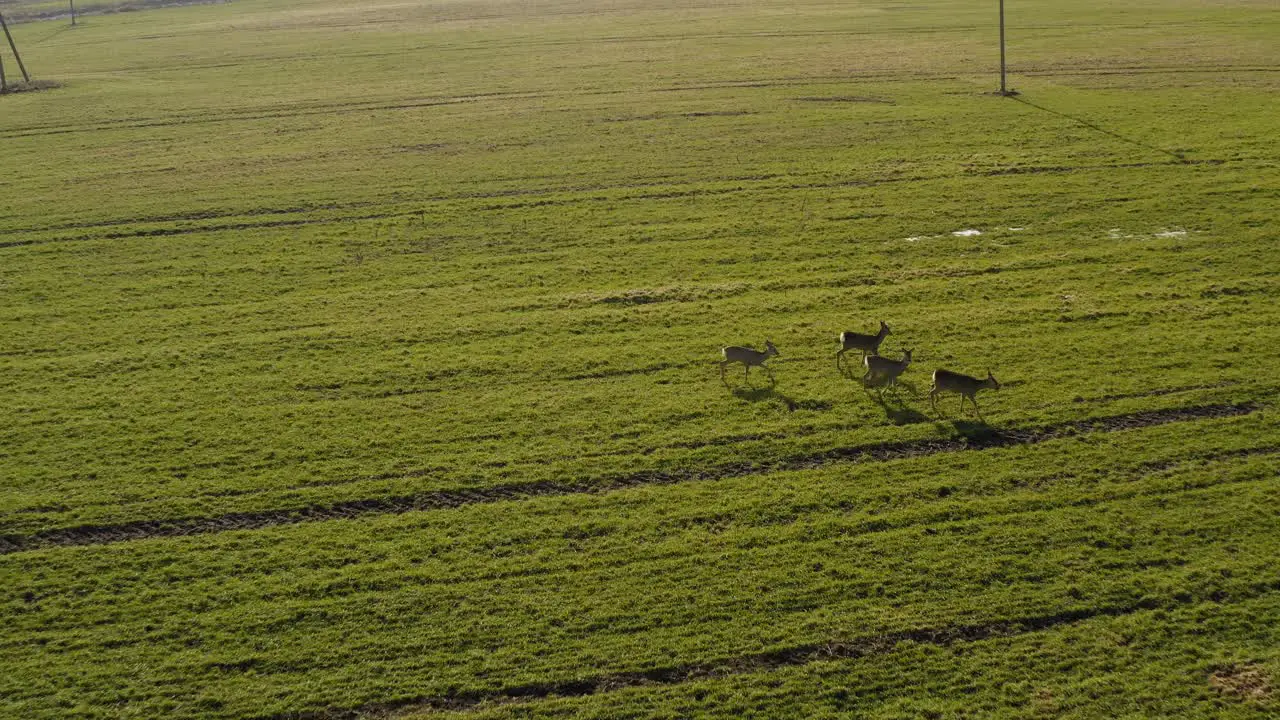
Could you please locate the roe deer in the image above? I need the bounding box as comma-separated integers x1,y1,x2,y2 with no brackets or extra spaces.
864,349,912,391
721,341,779,384
929,368,1000,420
837,321,890,369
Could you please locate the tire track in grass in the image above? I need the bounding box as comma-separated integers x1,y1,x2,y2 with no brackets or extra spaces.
263,577,1280,719
0,157,1242,250
0,173,787,237
2,59,1273,140
14,379,1243,521
0,403,1258,555
13,438,1270,608
0,93,540,140
261,445,1278,605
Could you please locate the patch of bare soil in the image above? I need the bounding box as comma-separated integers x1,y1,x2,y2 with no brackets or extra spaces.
1210,664,1272,701
0,80,61,95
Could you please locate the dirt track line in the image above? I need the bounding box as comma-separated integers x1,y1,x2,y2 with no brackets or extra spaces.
0,403,1256,555
262,578,1280,719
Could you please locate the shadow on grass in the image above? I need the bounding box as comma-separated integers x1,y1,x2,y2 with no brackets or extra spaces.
865,381,931,426
732,385,780,401
731,385,794,410
729,385,834,413
948,418,999,438
927,400,1000,434
1012,96,1188,163
836,355,868,381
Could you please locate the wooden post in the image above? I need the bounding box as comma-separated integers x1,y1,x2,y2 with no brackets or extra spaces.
0,12,30,83
998,0,1007,94
71,0,77,26
0,52,7,92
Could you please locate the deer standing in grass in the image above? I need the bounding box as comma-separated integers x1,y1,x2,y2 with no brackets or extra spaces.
864,349,912,392
720,341,779,385
929,368,1000,420
837,321,891,370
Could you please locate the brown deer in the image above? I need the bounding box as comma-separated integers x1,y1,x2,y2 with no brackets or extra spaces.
929,368,1000,420
720,341,779,384
864,349,912,392
837,321,890,370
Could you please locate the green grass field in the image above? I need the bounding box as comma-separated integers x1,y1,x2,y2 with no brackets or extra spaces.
1,0,1278,716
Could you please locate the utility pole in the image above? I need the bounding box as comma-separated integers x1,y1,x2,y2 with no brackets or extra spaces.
997,0,1015,96
0,12,30,83
71,0,77,26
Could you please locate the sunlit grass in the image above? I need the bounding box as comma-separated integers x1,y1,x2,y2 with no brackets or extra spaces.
1,0,1277,716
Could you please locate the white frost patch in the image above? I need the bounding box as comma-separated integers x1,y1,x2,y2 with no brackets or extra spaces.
952,229,982,237
1155,229,1188,238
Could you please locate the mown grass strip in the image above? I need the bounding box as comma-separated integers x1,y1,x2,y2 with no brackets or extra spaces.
266,578,1280,719
0,402,1256,554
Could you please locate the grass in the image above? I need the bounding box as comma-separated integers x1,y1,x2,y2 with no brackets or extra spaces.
1,0,1278,716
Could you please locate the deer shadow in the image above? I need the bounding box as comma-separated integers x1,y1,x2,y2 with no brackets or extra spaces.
865,384,931,426
925,399,999,434
947,417,999,438
721,372,776,390
731,385,801,411
835,355,867,381
860,374,923,397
